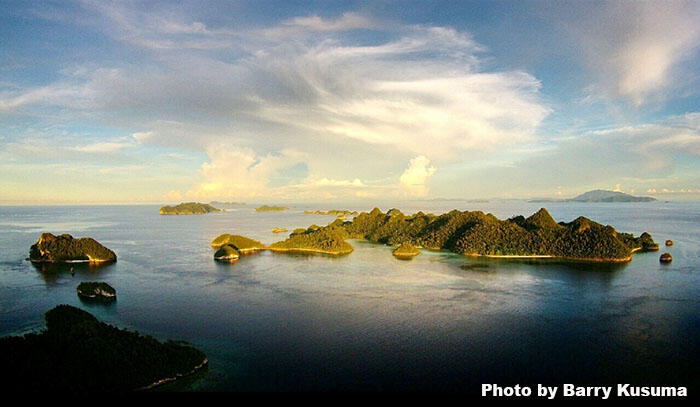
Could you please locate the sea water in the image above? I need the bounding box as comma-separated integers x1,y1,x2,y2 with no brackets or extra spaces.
0,201,698,392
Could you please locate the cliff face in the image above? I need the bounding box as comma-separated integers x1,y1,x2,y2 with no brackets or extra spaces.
29,233,117,264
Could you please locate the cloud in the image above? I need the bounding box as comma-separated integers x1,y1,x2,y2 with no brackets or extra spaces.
399,155,436,197
71,141,133,153
578,0,700,105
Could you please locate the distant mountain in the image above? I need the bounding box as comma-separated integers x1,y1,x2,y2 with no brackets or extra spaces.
570,190,656,202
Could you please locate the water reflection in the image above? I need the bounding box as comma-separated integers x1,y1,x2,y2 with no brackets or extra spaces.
30,261,116,285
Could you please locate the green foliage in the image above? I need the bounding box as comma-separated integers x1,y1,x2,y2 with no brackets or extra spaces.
337,207,656,261
270,226,353,254
159,202,221,215
29,233,117,263
393,243,420,257
211,234,265,251
0,305,206,393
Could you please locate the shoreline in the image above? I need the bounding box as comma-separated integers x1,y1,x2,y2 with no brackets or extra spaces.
136,357,209,391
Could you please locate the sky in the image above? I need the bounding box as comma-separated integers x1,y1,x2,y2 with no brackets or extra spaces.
1,0,700,204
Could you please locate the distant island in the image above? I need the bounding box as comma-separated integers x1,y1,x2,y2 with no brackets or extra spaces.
0,305,207,392
160,202,222,215
527,190,657,203
255,205,290,212
210,207,657,262
304,209,359,216
569,190,656,202
29,233,117,264
272,227,288,233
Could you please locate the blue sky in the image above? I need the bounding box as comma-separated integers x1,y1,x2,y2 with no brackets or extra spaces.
1,0,699,204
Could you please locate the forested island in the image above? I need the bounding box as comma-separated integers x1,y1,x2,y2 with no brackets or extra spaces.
255,205,290,212
393,243,420,259
211,207,658,262
159,202,221,215
29,233,117,264
0,305,207,392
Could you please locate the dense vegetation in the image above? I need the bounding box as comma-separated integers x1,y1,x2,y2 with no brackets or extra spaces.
159,202,221,215
304,209,359,216
214,244,240,262
255,205,289,212
269,225,354,255
29,233,117,263
77,282,116,301
0,305,207,393
304,207,657,262
210,234,265,252
393,243,420,258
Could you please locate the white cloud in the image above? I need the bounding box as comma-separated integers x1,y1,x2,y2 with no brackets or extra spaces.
399,155,436,197
579,0,700,105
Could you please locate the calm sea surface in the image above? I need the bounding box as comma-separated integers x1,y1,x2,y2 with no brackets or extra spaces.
1,201,699,392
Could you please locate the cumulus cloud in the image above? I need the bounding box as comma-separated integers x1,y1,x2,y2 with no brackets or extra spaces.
399,155,436,197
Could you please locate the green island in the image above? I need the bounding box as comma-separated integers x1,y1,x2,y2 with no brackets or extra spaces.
211,234,265,253
304,209,359,216
0,305,207,392
214,244,241,262
269,224,354,255
255,205,290,212
272,227,288,233
77,281,117,302
159,202,221,215
393,243,420,259
29,233,117,264
209,207,658,262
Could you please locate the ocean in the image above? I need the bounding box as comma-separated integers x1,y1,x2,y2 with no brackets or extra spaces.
0,200,698,393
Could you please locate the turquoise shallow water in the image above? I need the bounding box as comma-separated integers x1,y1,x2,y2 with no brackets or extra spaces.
0,201,699,392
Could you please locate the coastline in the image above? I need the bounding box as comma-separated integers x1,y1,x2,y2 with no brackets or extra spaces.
135,357,209,391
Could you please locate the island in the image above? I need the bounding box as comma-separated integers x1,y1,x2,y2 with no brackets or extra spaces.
272,227,288,233
0,305,207,392
268,225,354,255
304,209,359,216
29,233,117,264
255,205,290,212
210,207,658,263
159,202,221,215
77,281,116,302
214,244,241,262
211,234,266,253
660,253,673,263
393,243,420,259
569,190,657,202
